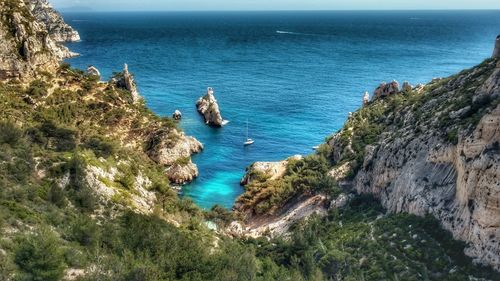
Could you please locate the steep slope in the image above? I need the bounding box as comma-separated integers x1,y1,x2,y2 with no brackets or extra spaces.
341,59,500,270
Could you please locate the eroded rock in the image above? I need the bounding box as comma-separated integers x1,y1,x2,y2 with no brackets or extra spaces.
172,110,182,120
196,87,224,127
146,128,203,184
86,65,101,78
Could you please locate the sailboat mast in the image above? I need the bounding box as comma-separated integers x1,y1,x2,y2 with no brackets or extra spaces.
246,119,249,139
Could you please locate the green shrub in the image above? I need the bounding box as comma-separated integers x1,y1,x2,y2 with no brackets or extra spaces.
37,121,77,152
82,136,115,158
68,215,100,248
447,128,459,145
65,154,97,212
174,156,190,166
0,121,22,146
116,173,135,190
15,228,66,281
47,184,66,208
205,205,234,227
26,80,48,98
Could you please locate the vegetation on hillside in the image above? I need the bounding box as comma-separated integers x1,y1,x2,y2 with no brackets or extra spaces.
252,196,500,281
236,147,339,216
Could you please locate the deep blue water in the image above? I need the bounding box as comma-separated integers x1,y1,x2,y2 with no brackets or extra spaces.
64,11,500,209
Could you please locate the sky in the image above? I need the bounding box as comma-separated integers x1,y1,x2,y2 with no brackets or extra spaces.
52,0,500,11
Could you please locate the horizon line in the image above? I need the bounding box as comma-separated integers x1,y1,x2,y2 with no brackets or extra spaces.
59,8,500,13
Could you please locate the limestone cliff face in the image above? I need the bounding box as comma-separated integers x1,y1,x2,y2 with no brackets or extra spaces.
196,87,224,127
25,0,80,43
0,0,72,79
327,59,500,270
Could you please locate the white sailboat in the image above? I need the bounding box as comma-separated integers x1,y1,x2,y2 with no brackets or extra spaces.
244,119,254,146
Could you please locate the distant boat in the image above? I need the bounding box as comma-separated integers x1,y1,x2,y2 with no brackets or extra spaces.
244,119,254,146
312,146,319,150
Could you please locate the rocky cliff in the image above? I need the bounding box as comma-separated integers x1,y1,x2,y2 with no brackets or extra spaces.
0,0,74,79
25,0,80,43
326,58,500,270
196,87,224,127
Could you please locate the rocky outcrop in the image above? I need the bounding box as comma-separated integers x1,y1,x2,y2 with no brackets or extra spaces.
84,165,157,215
402,81,412,92
146,128,203,184
172,110,182,120
327,58,500,270
493,35,500,58
114,64,142,104
196,87,224,127
373,80,400,100
25,0,80,43
240,155,302,185
85,65,100,78
0,0,63,79
165,161,199,185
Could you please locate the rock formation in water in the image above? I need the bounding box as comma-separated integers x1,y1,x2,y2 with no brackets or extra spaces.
196,87,224,127
25,0,80,43
172,110,182,120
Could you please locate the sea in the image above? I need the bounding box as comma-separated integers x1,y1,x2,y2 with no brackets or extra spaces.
64,10,500,209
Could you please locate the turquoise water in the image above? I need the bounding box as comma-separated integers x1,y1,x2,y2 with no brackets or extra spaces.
64,11,500,209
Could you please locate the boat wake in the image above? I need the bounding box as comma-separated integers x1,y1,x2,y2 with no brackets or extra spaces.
276,30,317,36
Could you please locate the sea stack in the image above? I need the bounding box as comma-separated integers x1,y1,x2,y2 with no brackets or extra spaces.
196,87,224,127
493,35,500,58
173,110,182,120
